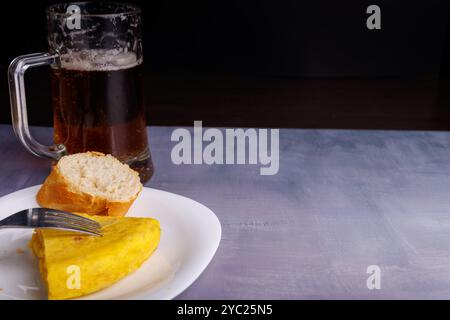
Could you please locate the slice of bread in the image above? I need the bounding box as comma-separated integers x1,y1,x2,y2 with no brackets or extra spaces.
37,152,142,217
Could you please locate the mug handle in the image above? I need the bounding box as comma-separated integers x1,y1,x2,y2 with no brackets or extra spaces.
8,52,67,160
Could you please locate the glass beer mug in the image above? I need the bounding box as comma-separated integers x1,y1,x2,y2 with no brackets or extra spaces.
8,2,154,183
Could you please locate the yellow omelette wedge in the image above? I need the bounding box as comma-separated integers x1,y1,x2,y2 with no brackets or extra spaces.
29,214,161,300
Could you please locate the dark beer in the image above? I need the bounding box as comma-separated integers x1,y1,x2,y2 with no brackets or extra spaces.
50,51,153,182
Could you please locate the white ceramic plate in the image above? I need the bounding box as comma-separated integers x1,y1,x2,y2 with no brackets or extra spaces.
0,185,221,300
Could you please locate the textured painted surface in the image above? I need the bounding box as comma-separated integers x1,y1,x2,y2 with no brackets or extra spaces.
1,125,450,299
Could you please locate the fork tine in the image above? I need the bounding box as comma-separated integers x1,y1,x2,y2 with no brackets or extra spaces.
43,216,102,233
41,222,102,236
42,216,101,231
43,214,101,230
43,215,102,232
42,208,101,224
43,209,101,228
46,215,101,230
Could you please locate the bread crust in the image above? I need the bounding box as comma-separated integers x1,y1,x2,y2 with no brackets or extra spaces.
36,161,141,217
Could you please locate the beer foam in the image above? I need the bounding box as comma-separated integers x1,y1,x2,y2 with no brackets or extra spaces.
59,49,141,71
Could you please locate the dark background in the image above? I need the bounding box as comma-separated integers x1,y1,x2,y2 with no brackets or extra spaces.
1,0,450,129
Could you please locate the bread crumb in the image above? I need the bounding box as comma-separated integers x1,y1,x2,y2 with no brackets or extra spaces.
16,248,25,254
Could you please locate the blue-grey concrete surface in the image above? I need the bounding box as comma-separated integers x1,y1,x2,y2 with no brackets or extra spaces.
1,125,450,299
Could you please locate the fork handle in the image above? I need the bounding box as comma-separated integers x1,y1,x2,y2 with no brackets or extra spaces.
0,225,33,229
0,213,29,228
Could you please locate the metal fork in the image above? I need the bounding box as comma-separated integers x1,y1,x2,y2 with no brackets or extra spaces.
0,208,102,236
